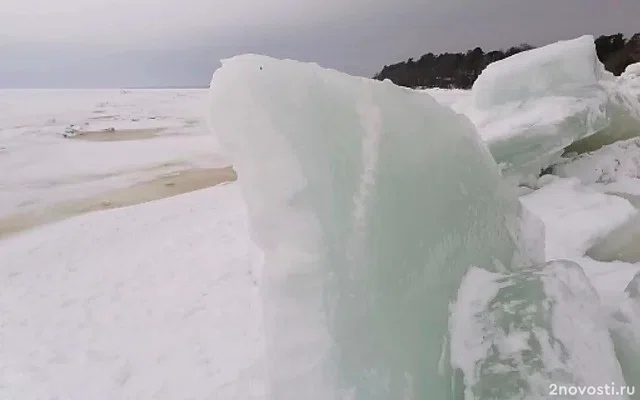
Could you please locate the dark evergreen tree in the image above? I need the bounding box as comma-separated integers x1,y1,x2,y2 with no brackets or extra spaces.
373,33,640,89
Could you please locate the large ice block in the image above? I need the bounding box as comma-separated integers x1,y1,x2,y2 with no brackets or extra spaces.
451,261,628,399
421,40,640,181
469,35,612,180
209,55,527,399
472,35,604,110
610,272,640,398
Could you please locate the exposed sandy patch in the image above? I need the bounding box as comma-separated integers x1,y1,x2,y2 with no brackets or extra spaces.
66,128,165,142
4,161,192,190
0,166,237,239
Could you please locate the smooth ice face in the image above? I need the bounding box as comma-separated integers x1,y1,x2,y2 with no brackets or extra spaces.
209,55,525,399
451,261,627,400
472,35,604,110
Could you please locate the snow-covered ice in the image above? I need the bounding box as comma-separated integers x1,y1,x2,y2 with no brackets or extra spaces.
622,63,640,81
0,89,226,221
520,176,637,259
553,137,640,185
2,35,640,399
0,89,264,398
0,185,266,399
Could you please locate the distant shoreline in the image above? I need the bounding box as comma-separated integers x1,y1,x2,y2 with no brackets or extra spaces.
374,32,640,89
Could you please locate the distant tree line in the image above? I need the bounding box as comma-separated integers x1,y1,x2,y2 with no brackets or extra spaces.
373,33,640,89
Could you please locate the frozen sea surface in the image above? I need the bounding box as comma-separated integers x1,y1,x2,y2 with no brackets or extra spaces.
0,185,265,399
1,89,264,398
2,58,640,398
0,89,229,223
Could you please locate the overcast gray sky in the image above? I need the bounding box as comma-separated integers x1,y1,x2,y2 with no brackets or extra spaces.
0,0,638,88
